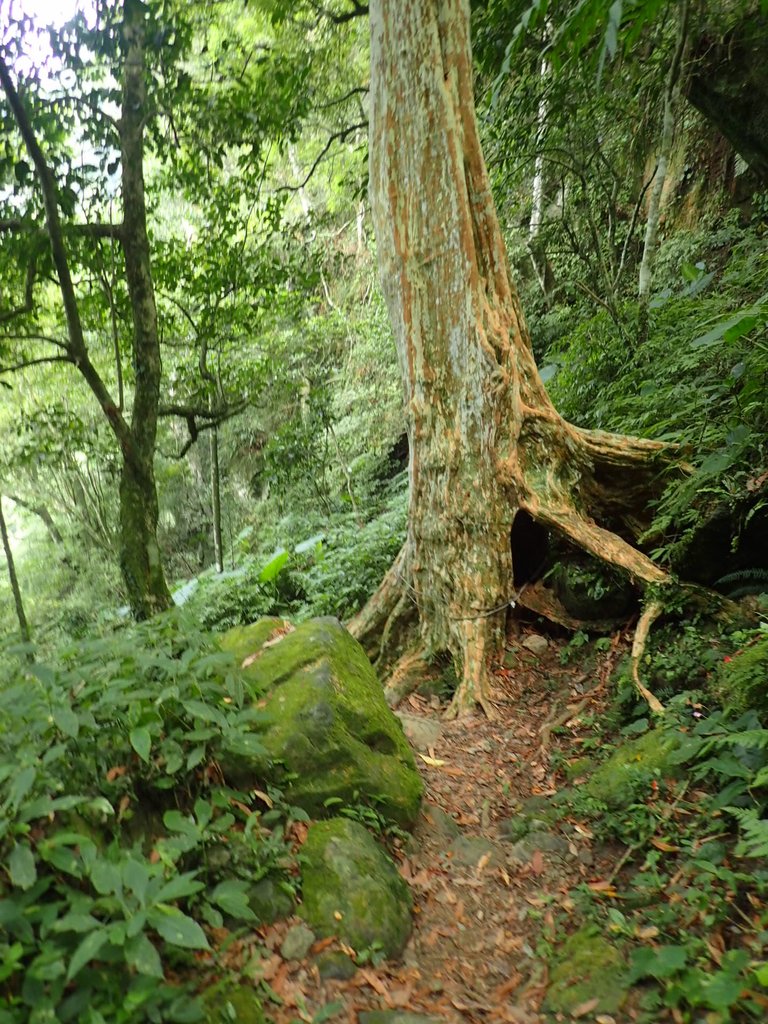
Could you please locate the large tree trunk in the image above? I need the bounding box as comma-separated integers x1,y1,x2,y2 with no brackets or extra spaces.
355,0,677,716
118,0,172,618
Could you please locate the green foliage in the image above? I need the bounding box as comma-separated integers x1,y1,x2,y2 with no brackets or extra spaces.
715,623,768,717
0,614,296,1022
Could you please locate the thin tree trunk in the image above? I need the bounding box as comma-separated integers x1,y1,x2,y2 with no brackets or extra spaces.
357,0,678,716
0,496,31,647
5,494,63,544
0,0,171,620
527,50,553,301
209,416,223,573
118,0,172,618
638,0,689,341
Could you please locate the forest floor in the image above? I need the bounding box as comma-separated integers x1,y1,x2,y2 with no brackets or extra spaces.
248,622,631,1024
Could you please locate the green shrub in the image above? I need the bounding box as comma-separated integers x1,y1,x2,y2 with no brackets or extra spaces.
0,614,296,1022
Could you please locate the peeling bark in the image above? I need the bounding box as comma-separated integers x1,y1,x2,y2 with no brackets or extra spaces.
358,0,680,715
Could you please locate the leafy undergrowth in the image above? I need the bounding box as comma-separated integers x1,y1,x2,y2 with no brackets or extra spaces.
545,618,768,1023
0,613,306,1024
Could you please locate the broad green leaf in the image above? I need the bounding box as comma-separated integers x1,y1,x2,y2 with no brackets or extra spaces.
9,843,37,890
51,912,100,933
185,700,225,725
258,548,290,583
66,928,109,981
125,933,164,978
154,870,205,903
8,766,36,810
52,705,79,738
210,879,257,921
294,533,324,554
130,727,152,763
123,858,151,904
90,860,122,896
148,905,209,950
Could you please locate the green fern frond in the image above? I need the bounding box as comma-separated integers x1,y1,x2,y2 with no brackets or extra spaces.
715,568,768,597
726,805,768,858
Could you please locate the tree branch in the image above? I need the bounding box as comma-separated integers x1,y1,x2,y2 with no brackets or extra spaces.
0,354,73,376
0,54,131,456
0,218,124,239
276,121,367,193
0,256,38,324
307,0,368,23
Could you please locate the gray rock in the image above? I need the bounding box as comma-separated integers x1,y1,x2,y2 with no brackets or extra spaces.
527,830,570,854
506,830,569,865
395,711,442,751
300,818,413,959
281,923,316,961
522,634,549,655
448,835,502,868
248,875,294,925
422,802,460,839
316,950,357,981
498,816,531,843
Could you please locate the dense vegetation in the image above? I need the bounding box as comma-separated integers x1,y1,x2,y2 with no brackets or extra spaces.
2,0,768,1021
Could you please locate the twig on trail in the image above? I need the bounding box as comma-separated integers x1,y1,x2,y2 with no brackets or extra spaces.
608,781,689,883
538,673,593,754
631,600,665,714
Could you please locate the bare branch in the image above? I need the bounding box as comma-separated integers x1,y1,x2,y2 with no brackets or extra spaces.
317,86,368,111
276,121,367,194
0,218,123,239
0,333,69,348
308,0,368,23
0,354,73,376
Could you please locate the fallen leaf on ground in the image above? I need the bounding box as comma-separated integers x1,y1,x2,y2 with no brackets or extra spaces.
571,997,600,1017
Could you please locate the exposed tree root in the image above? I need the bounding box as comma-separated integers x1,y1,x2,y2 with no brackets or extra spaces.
383,647,431,707
515,579,621,633
630,600,666,714
445,617,498,720
349,543,412,663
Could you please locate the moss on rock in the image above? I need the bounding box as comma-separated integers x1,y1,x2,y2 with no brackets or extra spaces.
300,818,412,960
218,617,423,828
584,729,679,809
201,980,266,1024
544,926,628,1015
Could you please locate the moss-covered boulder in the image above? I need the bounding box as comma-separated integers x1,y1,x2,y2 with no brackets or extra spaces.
219,617,423,828
544,927,628,1016
584,729,680,809
201,980,266,1024
300,818,412,963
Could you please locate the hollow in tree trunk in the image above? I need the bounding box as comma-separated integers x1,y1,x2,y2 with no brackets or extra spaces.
352,0,680,717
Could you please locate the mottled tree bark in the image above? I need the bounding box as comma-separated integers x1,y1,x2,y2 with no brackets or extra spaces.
118,0,172,617
354,0,677,716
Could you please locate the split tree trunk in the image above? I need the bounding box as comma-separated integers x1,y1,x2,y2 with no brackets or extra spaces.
354,0,677,716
